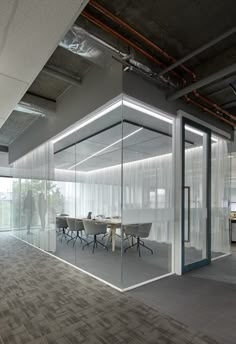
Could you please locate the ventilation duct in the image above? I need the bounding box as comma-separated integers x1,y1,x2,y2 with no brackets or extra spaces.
59,25,113,68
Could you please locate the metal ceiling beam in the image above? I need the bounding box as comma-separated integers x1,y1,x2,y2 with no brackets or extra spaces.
167,62,236,101
159,26,236,77
42,66,81,87
222,100,236,109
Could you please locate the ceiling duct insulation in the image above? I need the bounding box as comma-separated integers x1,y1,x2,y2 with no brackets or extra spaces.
60,25,113,68
60,25,177,88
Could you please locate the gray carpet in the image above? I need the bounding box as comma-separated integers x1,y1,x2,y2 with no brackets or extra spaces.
0,233,219,344
12,228,225,290
129,256,236,344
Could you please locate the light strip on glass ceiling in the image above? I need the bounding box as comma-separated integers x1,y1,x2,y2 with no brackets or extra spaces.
52,98,173,144
51,100,122,144
185,125,218,142
68,127,143,170
123,99,173,124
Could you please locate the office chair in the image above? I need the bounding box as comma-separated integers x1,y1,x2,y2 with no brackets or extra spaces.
67,218,88,247
56,216,69,241
124,223,153,257
82,219,108,253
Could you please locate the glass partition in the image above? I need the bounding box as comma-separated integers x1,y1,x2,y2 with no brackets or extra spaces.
9,96,231,290
12,142,56,252
121,105,174,288
0,177,12,231
211,138,230,257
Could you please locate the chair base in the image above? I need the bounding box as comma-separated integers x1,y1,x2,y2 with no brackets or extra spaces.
124,237,153,257
83,235,108,253
58,228,70,242
67,231,88,247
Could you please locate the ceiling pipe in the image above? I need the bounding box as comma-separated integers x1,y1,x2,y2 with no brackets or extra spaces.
89,0,195,80
83,5,236,126
184,94,236,127
159,26,236,77
167,62,236,101
42,66,81,87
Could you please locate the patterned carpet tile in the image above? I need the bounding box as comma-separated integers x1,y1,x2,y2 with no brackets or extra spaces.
0,235,219,344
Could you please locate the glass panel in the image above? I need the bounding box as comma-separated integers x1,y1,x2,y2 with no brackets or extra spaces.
211,138,230,257
74,118,123,287
184,124,208,266
52,103,123,288
0,177,12,231
11,142,56,253
121,102,173,288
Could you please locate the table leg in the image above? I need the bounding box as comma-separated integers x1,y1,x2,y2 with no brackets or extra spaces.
111,225,116,252
105,228,112,247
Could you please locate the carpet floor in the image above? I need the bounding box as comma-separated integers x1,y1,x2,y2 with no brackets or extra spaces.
0,233,219,344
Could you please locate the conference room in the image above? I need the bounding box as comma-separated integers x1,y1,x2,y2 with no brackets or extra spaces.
11,95,230,291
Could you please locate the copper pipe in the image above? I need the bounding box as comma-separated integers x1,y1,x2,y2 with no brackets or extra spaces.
88,1,235,124
81,11,185,82
90,0,197,80
193,90,236,121
184,95,236,127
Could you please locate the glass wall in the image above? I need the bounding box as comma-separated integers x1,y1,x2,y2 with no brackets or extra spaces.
211,138,230,257
12,142,56,252
0,177,12,231
52,98,174,289
9,96,231,290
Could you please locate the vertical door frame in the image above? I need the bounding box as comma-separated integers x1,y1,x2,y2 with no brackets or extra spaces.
181,117,211,272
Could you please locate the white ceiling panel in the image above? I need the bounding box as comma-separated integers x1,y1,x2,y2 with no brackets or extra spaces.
0,73,28,124
0,0,88,127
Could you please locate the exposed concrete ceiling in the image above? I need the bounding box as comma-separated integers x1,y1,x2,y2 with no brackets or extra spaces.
2,0,236,147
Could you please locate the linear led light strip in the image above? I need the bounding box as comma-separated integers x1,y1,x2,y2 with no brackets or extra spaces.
52,99,173,144
185,125,218,142
68,127,143,170
55,151,172,176
52,100,122,144
123,100,172,124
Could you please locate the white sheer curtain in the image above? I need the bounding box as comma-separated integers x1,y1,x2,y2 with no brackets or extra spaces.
11,142,56,252
211,140,230,254
54,139,230,251
55,153,173,242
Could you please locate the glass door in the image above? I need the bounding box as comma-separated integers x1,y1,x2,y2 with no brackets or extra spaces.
182,118,211,272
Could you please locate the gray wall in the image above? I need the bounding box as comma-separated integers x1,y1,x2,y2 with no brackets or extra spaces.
9,66,234,163
9,61,123,163
123,71,234,138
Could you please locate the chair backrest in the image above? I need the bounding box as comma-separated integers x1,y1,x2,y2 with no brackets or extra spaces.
124,224,139,236
87,212,92,219
125,223,152,238
83,219,107,235
56,217,68,229
66,218,77,231
137,223,152,238
76,219,85,231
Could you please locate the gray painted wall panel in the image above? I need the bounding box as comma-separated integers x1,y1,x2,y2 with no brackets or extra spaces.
123,71,234,139
9,62,123,163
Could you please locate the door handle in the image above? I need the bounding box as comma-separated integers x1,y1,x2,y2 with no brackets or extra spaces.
184,186,190,242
